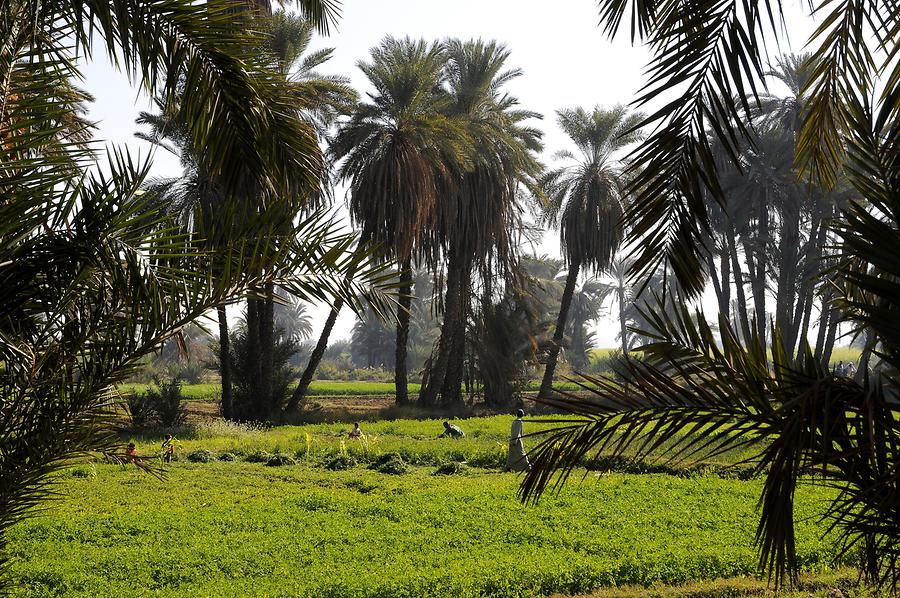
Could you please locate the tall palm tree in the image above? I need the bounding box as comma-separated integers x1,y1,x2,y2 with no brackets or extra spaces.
419,38,543,407
537,106,642,400
138,10,354,419
250,9,357,417
331,37,470,405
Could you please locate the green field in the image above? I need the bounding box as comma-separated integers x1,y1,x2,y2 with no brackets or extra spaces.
117,380,588,403
118,346,861,405
8,416,849,597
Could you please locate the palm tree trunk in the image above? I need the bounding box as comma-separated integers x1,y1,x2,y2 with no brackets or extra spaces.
394,259,413,405
707,248,731,335
260,283,275,416
618,279,628,355
727,224,752,343
743,236,767,344
793,216,826,357
822,307,840,365
855,328,877,382
754,197,770,343
217,305,233,420
814,292,831,362
442,266,471,407
539,260,580,400
246,296,261,418
420,249,464,407
283,297,344,414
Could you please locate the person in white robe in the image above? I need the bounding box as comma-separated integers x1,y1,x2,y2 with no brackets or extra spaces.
506,409,531,472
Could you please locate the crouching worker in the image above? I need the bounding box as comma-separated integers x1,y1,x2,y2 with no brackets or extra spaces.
439,421,465,439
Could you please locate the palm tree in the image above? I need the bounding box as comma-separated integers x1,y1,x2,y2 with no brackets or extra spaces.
537,106,642,400
523,0,900,587
419,38,543,407
249,9,357,418
566,279,607,372
0,0,361,586
138,9,354,420
273,295,313,343
351,307,396,369
331,36,470,405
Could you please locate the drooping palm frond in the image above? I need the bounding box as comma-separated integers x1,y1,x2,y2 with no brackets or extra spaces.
522,298,900,589
14,0,331,200
591,0,896,298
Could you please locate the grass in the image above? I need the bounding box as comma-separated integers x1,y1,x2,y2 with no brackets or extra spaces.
828,346,861,365
7,415,855,597
118,380,588,403
10,462,845,597
122,415,761,472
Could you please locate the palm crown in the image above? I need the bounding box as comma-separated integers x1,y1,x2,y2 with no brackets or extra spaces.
332,36,470,262
543,105,643,273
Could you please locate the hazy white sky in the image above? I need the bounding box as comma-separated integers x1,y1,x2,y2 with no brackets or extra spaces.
81,0,819,346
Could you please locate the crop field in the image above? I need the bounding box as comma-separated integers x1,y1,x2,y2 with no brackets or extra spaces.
8,417,850,598
117,381,587,402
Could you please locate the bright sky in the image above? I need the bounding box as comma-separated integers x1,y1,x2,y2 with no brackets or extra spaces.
81,0,820,347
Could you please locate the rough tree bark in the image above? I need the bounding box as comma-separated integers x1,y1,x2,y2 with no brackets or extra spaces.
259,284,275,416
419,249,464,407
217,305,233,420
245,296,261,419
394,260,413,405
539,260,580,400
283,298,344,415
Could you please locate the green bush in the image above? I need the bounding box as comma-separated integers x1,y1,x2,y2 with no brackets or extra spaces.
370,453,408,475
68,465,96,479
217,452,236,462
266,454,296,467
123,392,157,429
244,451,272,463
323,455,356,471
187,449,214,463
433,462,468,475
149,377,187,428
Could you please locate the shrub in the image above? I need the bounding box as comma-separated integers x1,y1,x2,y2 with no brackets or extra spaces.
167,361,204,385
217,452,236,462
315,361,340,380
370,453,408,475
245,451,272,463
149,377,187,428
69,465,96,479
433,462,468,475
323,455,356,471
124,392,157,429
187,449,214,463
266,454,296,467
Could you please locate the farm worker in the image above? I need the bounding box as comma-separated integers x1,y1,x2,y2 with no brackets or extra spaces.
348,422,362,439
161,434,176,463
845,361,857,378
439,421,465,439
125,442,142,464
505,409,531,472
835,361,845,376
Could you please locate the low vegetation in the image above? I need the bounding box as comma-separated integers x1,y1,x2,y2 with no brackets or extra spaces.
7,417,855,597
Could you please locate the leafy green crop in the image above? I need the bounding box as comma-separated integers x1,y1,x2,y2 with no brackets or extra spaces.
8,463,843,597
8,417,847,597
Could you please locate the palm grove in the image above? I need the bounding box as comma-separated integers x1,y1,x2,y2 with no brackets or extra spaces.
2,0,899,594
